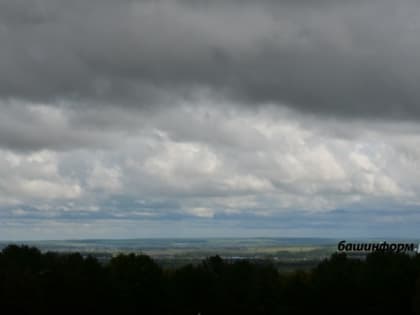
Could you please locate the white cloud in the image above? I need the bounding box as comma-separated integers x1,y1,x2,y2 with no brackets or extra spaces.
185,207,215,218
223,175,274,192
1,101,420,224
17,179,81,200
0,149,82,204
87,162,122,193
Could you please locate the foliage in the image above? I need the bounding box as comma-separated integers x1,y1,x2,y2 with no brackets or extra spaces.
1,245,420,314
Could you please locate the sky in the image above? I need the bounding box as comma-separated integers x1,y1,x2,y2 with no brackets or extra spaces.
1,0,420,240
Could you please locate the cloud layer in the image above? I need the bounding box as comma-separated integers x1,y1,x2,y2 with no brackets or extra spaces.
1,100,420,238
1,0,420,239
1,0,420,118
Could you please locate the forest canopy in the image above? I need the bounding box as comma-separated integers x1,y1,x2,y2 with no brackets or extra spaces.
1,245,420,314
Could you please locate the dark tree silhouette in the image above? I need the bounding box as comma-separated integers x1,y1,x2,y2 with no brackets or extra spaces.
1,244,420,315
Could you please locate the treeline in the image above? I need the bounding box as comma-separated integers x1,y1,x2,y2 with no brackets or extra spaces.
1,245,420,314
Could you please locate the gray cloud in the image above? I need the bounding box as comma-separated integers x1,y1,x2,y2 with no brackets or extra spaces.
0,99,420,238
1,103,420,211
1,0,420,118
3,0,420,239
0,101,126,151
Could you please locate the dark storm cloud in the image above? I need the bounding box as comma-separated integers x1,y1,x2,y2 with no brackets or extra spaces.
1,0,420,118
